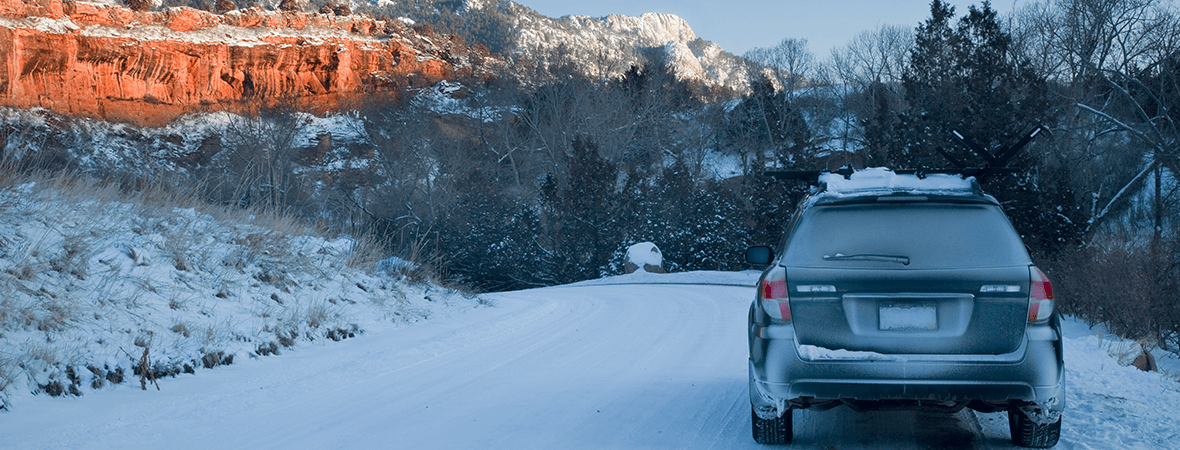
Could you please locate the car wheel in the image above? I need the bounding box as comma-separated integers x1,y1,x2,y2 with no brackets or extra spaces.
751,406,792,444
1008,408,1061,448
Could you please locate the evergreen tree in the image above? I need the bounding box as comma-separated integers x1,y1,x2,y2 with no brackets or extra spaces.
858,80,904,165
897,1,1075,259
540,136,621,283
899,0,1049,169
442,169,547,291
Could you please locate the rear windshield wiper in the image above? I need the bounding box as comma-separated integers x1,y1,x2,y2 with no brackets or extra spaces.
822,253,910,265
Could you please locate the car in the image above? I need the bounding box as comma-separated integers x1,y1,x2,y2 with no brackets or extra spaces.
744,167,1064,447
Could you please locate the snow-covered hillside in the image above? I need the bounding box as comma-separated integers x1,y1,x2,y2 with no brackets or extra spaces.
0,175,481,410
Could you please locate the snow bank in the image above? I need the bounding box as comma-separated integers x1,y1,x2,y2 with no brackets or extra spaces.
0,180,479,410
1049,319,1180,449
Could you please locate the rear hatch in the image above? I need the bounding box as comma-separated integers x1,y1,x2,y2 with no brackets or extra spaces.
781,201,1033,355
787,267,1029,354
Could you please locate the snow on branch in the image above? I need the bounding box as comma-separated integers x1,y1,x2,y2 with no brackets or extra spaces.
1075,102,1158,148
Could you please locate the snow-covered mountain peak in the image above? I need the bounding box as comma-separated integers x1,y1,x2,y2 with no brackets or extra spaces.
598,12,697,44
511,8,750,92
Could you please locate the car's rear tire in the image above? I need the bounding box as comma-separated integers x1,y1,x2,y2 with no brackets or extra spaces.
751,406,792,444
1008,408,1061,448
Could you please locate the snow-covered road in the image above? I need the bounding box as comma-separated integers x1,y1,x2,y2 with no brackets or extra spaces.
1,283,1039,449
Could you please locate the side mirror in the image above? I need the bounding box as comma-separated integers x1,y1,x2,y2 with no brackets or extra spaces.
746,246,775,265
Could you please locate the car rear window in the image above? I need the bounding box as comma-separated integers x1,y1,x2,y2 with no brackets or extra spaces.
782,203,1031,269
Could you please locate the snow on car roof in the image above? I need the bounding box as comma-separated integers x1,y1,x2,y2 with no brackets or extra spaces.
817,167,979,197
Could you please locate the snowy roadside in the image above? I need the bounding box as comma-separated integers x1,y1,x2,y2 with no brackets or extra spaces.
968,316,1180,449
0,180,482,411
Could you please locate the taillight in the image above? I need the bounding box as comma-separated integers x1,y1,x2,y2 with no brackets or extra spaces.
1028,266,1054,322
759,266,790,322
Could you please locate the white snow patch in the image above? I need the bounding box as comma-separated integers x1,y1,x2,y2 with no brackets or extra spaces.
0,16,81,33
703,150,743,180
377,256,420,275
796,345,903,361
626,242,662,269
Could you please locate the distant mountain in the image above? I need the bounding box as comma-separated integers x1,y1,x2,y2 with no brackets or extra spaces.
503,5,754,93
355,0,756,94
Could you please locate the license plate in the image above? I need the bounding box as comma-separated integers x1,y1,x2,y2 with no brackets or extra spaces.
879,303,937,331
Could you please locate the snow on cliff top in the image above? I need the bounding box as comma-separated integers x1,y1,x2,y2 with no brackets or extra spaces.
0,4,391,46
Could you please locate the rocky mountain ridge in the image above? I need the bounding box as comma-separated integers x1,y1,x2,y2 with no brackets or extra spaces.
0,0,501,126
502,2,753,93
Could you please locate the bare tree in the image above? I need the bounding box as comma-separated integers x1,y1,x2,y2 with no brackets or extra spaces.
214,0,236,14
825,25,914,156
1013,0,1177,82
215,104,307,210
829,25,913,88
1009,0,1180,345
744,38,816,93
1013,0,1180,241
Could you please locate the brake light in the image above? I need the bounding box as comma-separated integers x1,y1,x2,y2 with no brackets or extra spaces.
1028,266,1054,322
759,266,790,321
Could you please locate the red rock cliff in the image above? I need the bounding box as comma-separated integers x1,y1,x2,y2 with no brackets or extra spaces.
0,0,498,126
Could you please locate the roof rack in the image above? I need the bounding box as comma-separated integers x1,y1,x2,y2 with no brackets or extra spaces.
764,125,1046,184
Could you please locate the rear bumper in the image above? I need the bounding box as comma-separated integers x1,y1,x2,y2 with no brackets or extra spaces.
750,323,1065,411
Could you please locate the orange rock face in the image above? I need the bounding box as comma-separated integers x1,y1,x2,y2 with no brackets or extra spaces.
0,0,498,126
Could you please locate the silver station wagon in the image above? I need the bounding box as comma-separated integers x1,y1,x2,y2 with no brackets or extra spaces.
745,168,1064,447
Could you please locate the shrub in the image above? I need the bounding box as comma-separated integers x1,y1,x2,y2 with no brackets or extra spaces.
1052,244,1180,347
125,0,152,11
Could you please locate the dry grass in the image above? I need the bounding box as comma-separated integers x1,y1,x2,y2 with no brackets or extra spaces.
0,354,14,395
344,232,391,271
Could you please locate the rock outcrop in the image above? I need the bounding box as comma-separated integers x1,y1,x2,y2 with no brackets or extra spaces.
0,0,500,126
507,4,751,95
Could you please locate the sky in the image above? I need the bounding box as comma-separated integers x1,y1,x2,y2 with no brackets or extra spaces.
515,0,1022,58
